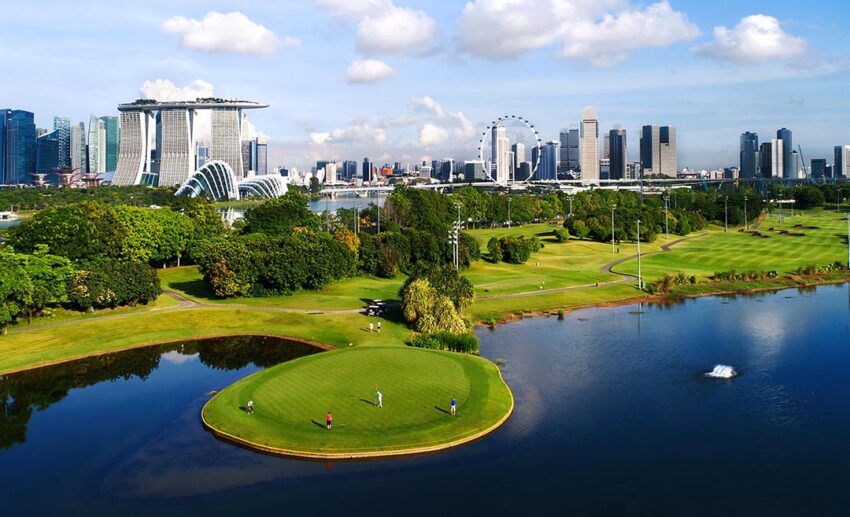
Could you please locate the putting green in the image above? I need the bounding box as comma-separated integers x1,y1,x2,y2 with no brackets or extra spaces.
202,346,513,459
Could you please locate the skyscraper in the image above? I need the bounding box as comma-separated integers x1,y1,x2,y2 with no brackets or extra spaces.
776,128,793,179
811,159,826,178
343,160,357,181
1,109,37,185
558,129,570,175
608,129,628,180
580,106,599,181
640,125,677,177
439,158,455,181
100,116,119,172
759,142,773,177
70,122,87,175
740,132,759,178
36,130,60,177
256,136,268,175
567,126,580,172
491,125,510,184
363,157,373,182
87,115,106,174
770,138,784,178
196,142,210,169
836,145,850,178
53,117,71,168
511,142,526,171
539,141,559,181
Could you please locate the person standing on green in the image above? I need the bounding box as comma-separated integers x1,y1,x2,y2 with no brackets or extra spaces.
450,399,457,416
326,411,333,430
376,389,383,408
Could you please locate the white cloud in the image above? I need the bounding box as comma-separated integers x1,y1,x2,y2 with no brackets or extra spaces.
694,15,807,64
309,122,387,146
346,59,395,83
357,6,438,55
418,123,450,147
162,11,295,55
561,2,700,66
410,96,446,119
456,0,697,65
139,78,214,101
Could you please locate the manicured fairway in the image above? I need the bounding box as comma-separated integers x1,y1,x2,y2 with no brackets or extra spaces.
159,267,404,311
613,210,849,281
202,346,513,458
465,223,663,296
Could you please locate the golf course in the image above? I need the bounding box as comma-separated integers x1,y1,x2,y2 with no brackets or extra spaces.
202,346,513,458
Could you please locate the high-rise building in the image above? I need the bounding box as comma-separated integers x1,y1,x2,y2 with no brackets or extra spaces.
100,116,119,172
70,122,87,175
325,162,338,184
491,125,510,184
53,117,71,168
516,162,532,182
770,138,784,178
439,159,455,182
603,133,611,160
567,126,580,171
580,106,599,181
363,157,373,182
1,109,37,185
811,159,827,178
836,145,850,178
608,129,627,180
740,132,759,178
640,125,677,177
256,136,268,176
35,130,60,178
343,160,357,181
463,160,487,181
539,141,559,181
759,142,773,177
776,128,793,179
196,142,210,169
511,143,525,171
87,115,106,174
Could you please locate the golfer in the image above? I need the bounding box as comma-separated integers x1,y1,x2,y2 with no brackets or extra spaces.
326,411,333,430
377,321,382,334
376,389,383,408
247,400,254,414
450,398,457,416
369,322,374,333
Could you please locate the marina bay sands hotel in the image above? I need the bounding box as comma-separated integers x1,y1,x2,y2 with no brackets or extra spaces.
112,98,268,187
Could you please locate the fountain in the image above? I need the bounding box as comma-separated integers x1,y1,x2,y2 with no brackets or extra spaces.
706,365,737,378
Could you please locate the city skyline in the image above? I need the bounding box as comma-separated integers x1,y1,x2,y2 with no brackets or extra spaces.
2,1,850,171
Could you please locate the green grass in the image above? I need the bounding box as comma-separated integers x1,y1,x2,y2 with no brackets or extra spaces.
202,346,512,456
6,295,179,332
0,307,412,374
159,267,404,311
465,223,663,296
613,210,849,281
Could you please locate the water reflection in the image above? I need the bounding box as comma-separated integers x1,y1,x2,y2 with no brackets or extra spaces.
0,336,321,450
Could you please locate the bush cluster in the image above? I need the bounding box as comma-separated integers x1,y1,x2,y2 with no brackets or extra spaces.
795,262,847,275
486,236,542,264
408,332,480,355
68,260,162,311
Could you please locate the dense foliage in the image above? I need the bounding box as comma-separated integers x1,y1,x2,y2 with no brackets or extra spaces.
0,247,76,331
408,332,480,354
486,236,542,264
0,186,178,211
241,191,321,235
68,260,162,311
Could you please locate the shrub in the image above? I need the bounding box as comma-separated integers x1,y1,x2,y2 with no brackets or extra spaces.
487,237,503,263
553,228,570,242
408,332,480,354
68,261,162,310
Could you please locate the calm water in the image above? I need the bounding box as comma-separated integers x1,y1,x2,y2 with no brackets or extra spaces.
0,219,20,229
2,286,850,515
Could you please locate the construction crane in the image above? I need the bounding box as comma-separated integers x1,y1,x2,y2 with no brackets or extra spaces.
798,145,818,185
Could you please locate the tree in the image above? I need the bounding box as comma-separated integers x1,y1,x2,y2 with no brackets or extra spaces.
400,278,468,334
487,237,503,263
21,246,75,321
553,228,570,242
11,202,123,261
0,254,32,334
68,261,162,311
401,265,475,311
242,191,321,235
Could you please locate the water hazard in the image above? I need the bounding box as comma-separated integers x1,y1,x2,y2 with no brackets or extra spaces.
2,286,850,515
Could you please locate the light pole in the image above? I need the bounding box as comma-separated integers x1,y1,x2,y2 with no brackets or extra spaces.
377,202,381,234
507,196,512,229
568,194,574,218
744,196,748,231
664,193,670,241
724,195,728,233
637,218,642,290
611,204,617,254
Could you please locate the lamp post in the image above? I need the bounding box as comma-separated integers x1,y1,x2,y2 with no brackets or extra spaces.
637,218,642,290
611,204,617,254
507,196,512,229
744,196,748,231
568,194,574,218
377,202,381,234
724,195,728,233
664,193,670,241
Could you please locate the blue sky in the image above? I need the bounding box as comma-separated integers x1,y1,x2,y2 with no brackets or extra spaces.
1,0,849,170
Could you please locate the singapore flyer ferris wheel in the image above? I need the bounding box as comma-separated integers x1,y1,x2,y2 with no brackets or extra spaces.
478,115,543,183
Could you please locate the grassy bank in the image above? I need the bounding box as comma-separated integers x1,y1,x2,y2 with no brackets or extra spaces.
202,346,513,458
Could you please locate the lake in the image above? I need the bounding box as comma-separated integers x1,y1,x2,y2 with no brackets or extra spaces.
1,285,849,515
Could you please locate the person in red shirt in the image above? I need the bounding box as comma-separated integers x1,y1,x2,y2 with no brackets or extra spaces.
326,411,333,430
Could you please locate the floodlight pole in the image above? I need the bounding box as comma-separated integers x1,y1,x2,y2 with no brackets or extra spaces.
637,218,642,290
664,194,670,241
744,196,748,231
724,195,728,233
611,204,617,254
